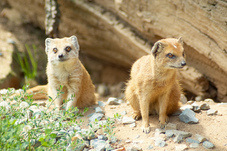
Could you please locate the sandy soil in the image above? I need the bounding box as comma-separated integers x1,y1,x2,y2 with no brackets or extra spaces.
80,98,227,151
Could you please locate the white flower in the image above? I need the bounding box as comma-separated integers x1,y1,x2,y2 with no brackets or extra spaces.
0,89,8,95
19,101,30,109
23,125,32,132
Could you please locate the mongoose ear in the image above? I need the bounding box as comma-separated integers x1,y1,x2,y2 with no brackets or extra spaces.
70,35,80,51
151,41,165,57
178,37,183,45
45,38,52,53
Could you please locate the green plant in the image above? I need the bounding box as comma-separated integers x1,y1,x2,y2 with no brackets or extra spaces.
16,44,38,85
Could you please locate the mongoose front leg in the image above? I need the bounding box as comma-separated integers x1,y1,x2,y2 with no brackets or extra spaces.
158,94,169,128
140,98,150,133
66,75,82,110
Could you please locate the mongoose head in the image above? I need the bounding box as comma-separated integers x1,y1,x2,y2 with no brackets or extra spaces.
151,37,186,69
45,35,79,64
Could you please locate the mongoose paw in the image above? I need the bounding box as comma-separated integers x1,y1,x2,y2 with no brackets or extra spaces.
159,116,169,129
132,113,141,120
142,126,151,134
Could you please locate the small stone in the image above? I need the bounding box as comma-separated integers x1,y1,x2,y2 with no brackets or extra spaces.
189,143,200,148
195,96,203,101
195,134,207,143
187,100,194,104
207,109,218,115
121,111,127,115
95,107,105,114
147,145,153,150
191,102,200,112
135,135,140,139
155,128,165,137
98,135,108,140
89,113,104,122
98,101,105,107
200,103,210,110
166,130,192,139
90,139,106,151
180,94,188,104
127,144,142,151
155,137,166,147
173,135,184,143
204,98,214,103
175,144,188,151
122,116,135,124
203,141,215,149
179,108,199,124
107,97,120,105
180,105,193,110
186,138,200,144
19,101,30,109
129,123,136,127
7,38,16,44
165,123,177,130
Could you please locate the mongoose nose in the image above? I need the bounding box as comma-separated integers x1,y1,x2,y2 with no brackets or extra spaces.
181,61,186,66
58,54,64,58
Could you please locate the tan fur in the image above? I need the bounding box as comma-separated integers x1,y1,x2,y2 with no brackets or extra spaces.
125,38,186,133
23,36,96,109
45,36,96,109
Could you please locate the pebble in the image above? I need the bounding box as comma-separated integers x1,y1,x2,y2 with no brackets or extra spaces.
155,137,166,147
195,134,207,143
204,98,214,103
127,144,142,151
95,107,105,114
129,123,136,127
173,134,184,143
175,144,188,151
186,138,200,144
199,103,210,110
107,97,120,105
203,141,215,149
191,102,200,112
207,109,218,115
180,94,188,104
166,130,192,139
189,143,200,148
122,116,135,124
90,139,106,151
147,145,153,150
187,100,194,104
121,111,127,115
89,113,104,122
98,135,108,141
98,101,105,107
179,108,199,124
155,128,165,137
180,105,193,110
165,123,177,130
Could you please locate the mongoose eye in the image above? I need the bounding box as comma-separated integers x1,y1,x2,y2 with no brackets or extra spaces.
167,53,176,59
53,48,58,53
65,46,72,52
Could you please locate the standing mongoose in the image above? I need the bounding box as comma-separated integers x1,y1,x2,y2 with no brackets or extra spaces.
125,38,186,133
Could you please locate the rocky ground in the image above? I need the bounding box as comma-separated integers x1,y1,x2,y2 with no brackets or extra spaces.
1,89,226,151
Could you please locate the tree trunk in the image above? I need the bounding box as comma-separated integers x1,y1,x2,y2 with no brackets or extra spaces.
7,0,227,102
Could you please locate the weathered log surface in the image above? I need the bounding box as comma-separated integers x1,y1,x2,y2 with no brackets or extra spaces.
7,0,227,101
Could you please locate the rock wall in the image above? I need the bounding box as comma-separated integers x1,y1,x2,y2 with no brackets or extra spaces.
6,0,227,101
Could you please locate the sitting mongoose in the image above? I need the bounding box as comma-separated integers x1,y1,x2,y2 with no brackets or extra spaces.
125,38,186,133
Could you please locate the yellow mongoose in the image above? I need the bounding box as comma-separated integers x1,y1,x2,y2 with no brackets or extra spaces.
125,38,186,133
26,36,96,109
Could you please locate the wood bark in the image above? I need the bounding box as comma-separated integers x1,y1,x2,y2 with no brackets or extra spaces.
7,0,227,101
